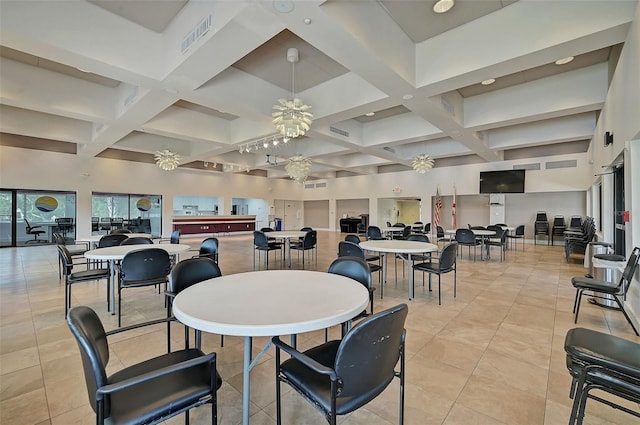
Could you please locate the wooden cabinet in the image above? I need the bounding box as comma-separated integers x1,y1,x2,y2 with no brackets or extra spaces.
172,216,255,235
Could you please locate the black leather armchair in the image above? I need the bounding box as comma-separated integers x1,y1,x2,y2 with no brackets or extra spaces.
272,304,408,425
564,328,640,424
67,305,222,425
166,257,224,351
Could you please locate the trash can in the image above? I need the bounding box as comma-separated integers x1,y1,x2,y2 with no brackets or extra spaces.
590,252,625,309
587,242,613,277
275,218,282,231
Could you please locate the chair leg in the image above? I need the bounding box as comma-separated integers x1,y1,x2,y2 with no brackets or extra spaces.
572,289,580,313
613,294,640,336
573,289,584,323
438,274,441,305
275,350,282,425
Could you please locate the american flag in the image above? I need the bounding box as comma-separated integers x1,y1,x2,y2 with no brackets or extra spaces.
434,187,442,227
452,185,457,228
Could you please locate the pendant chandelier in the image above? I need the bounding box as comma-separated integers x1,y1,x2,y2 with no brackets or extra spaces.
285,155,312,183
155,149,180,171
272,48,313,138
411,154,435,173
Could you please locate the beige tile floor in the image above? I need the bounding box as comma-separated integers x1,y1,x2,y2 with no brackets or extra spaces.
1,231,638,425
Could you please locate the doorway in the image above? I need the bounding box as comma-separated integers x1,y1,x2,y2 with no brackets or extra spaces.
614,165,625,255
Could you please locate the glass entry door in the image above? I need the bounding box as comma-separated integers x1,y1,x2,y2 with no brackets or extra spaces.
0,191,13,247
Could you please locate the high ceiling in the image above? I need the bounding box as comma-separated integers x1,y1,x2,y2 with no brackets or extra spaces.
0,0,636,180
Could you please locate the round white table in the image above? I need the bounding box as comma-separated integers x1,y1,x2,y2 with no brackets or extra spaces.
172,270,369,425
263,230,307,267
359,239,438,299
471,229,496,260
84,244,191,313
380,226,405,239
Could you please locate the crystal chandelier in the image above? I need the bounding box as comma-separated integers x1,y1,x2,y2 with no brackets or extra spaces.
411,154,435,173
285,155,312,183
155,149,180,171
272,48,313,138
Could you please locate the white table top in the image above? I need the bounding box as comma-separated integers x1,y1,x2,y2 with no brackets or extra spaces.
84,243,191,260
172,270,369,337
265,230,307,238
77,233,153,243
445,229,496,236
360,239,438,254
472,229,496,236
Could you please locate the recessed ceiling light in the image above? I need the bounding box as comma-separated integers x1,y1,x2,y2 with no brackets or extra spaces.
555,56,574,65
402,94,414,100
303,18,312,25
273,0,294,13
365,112,375,117
433,0,455,14
481,78,496,85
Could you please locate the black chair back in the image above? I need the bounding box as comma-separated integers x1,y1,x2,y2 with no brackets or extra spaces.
254,231,270,248
98,234,128,247
199,237,219,261
620,247,640,295
366,226,384,240
424,223,431,233
110,229,132,234
120,248,171,283
328,256,372,291
120,237,153,245
436,226,445,238
455,229,475,244
402,226,411,239
406,234,429,243
334,304,408,397
344,234,361,244
337,241,365,259
170,229,181,244
515,225,525,236
57,245,74,275
67,306,110,416
299,230,316,248
169,257,222,295
438,243,458,271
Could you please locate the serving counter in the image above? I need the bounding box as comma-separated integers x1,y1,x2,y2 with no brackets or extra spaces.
172,215,256,235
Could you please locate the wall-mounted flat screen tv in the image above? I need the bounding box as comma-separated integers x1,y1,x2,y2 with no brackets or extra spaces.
479,169,525,193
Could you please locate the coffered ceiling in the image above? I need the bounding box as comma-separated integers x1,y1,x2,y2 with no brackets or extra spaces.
0,0,636,180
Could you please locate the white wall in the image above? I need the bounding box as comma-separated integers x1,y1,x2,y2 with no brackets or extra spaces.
587,3,640,329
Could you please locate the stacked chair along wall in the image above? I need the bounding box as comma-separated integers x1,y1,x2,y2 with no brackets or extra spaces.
272,303,408,425
166,257,224,351
551,215,567,246
564,327,640,424
67,306,222,425
412,242,458,305
534,211,550,245
570,246,640,335
564,217,596,262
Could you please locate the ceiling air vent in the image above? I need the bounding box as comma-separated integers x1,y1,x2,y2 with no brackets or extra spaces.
304,183,315,189
513,163,540,170
181,15,212,54
315,182,327,188
330,126,349,137
545,160,577,170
